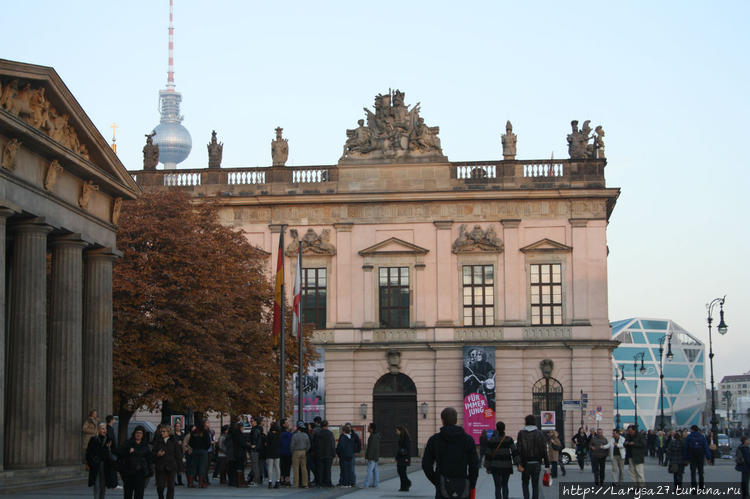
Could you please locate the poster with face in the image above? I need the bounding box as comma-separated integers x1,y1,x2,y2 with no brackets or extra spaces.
293,347,326,422
463,346,496,444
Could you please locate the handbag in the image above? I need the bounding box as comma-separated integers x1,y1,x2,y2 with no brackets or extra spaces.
542,470,551,487
668,462,680,473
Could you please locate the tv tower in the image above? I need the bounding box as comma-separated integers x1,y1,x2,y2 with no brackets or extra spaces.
151,0,192,169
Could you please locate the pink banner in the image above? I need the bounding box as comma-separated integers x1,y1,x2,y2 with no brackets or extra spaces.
463,392,495,444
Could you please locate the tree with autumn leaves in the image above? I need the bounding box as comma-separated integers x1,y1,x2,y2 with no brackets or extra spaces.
113,190,311,440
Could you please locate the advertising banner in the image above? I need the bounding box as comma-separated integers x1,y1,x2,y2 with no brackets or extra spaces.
293,347,326,422
463,346,496,444
541,411,556,430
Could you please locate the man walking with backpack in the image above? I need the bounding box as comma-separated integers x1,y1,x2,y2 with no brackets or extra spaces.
516,415,550,499
685,425,712,489
422,407,478,499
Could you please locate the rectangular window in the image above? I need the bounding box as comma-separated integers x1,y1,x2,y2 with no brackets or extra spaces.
462,265,494,326
530,263,562,325
379,267,409,327
301,268,326,329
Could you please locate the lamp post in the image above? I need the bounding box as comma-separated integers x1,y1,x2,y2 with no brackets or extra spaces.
632,352,646,431
615,366,624,430
658,335,674,431
707,296,728,445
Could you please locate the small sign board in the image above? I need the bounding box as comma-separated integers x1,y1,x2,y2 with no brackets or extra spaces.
541,411,556,429
562,400,581,410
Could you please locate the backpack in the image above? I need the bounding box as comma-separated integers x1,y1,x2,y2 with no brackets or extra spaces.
688,434,704,459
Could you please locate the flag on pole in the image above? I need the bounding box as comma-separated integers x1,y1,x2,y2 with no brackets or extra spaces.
272,231,284,349
292,246,302,338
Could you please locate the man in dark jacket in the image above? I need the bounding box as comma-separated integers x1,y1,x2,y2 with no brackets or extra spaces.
336,423,359,487
624,425,646,486
309,416,322,486
153,425,181,499
684,425,712,489
516,415,550,499
588,428,609,486
312,420,335,487
228,421,250,487
422,407,479,499
364,423,381,488
249,418,265,486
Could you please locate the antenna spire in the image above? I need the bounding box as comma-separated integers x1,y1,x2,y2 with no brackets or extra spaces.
167,0,175,89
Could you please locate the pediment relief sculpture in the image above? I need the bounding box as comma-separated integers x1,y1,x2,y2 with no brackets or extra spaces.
452,224,503,253
78,180,98,210
341,89,446,162
285,228,336,256
0,79,89,160
112,197,122,225
1,138,20,170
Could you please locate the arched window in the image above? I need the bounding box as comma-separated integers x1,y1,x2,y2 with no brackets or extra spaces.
373,373,417,394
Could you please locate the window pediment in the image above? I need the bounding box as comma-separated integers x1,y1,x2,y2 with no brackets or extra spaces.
520,238,572,253
358,237,429,256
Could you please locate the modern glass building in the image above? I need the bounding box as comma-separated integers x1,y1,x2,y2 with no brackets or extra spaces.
611,318,706,430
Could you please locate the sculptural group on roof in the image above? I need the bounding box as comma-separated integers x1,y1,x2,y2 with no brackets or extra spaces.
342,89,445,161
567,120,605,159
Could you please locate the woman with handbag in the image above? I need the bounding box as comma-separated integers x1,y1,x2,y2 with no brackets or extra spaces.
153,425,181,499
115,425,153,499
548,430,566,478
572,427,589,472
86,422,118,499
666,430,685,487
484,421,516,499
395,425,412,492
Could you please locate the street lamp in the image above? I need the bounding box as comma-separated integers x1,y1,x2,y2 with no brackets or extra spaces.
615,366,624,430
625,353,647,431
707,296,728,445
658,334,673,431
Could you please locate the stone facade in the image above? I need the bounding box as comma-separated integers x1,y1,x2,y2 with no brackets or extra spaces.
0,60,138,487
133,92,619,453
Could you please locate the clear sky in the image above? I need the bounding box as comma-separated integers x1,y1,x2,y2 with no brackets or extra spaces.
2,1,747,385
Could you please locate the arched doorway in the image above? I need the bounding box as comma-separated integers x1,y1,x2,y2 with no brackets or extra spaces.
372,373,417,457
532,377,564,443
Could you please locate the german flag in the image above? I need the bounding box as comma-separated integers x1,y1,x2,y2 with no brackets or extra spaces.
272,230,284,349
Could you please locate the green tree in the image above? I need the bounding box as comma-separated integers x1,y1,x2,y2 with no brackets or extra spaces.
113,190,310,441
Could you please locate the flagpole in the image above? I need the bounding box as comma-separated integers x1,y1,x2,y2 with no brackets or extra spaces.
297,240,304,422
279,226,286,421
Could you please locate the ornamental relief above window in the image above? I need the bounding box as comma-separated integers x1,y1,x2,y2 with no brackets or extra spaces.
285,228,336,256
452,224,503,254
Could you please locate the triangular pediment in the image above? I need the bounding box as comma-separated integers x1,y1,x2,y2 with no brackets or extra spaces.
358,237,429,256
0,59,139,199
520,238,572,253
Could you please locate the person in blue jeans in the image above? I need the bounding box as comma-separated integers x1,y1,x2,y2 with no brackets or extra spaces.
363,423,380,488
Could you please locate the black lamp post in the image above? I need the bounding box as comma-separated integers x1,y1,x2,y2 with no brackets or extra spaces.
615,366,624,430
625,353,647,431
707,296,728,445
658,334,674,431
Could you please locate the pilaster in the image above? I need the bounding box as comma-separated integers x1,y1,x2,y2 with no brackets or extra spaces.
334,223,353,327
0,207,17,471
433,221,453,325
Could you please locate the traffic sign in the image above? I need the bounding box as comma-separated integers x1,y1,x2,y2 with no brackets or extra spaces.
562,400,581,411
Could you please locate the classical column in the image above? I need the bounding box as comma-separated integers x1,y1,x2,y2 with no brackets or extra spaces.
0,207,17,471
47,234,88,466
5,218,52,469
82,248,117,422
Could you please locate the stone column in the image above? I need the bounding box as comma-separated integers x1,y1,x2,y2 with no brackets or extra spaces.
47,234,88,466
5,218,52,469
0,207,17,471
82,248,117,422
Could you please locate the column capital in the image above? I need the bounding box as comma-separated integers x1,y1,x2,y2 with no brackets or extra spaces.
10,217,53,235
569,218,589,228
500,219,521,229
433,220,453,230
333,223,353,232
50,233,88,249
268,224,286,234
84,247,120,261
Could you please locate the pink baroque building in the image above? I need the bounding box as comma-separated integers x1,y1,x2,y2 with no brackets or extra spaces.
134,91,620,455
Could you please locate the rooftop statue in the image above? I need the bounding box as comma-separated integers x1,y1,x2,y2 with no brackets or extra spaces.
271,127,289,166
501,120,517,159
567,119,605,159
207,130,223,169
341,89,446,163
143,132,159,170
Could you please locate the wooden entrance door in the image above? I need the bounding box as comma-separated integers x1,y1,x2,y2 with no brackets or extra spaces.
372,373,418,457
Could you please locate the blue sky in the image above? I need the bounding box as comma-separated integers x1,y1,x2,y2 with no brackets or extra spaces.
2,1,747,383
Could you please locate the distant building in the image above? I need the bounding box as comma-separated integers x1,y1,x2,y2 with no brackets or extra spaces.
611,318,705,429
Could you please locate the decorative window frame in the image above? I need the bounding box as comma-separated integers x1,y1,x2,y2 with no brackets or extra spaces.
358,238,428,329
520,239,572,326
455,252,501,327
